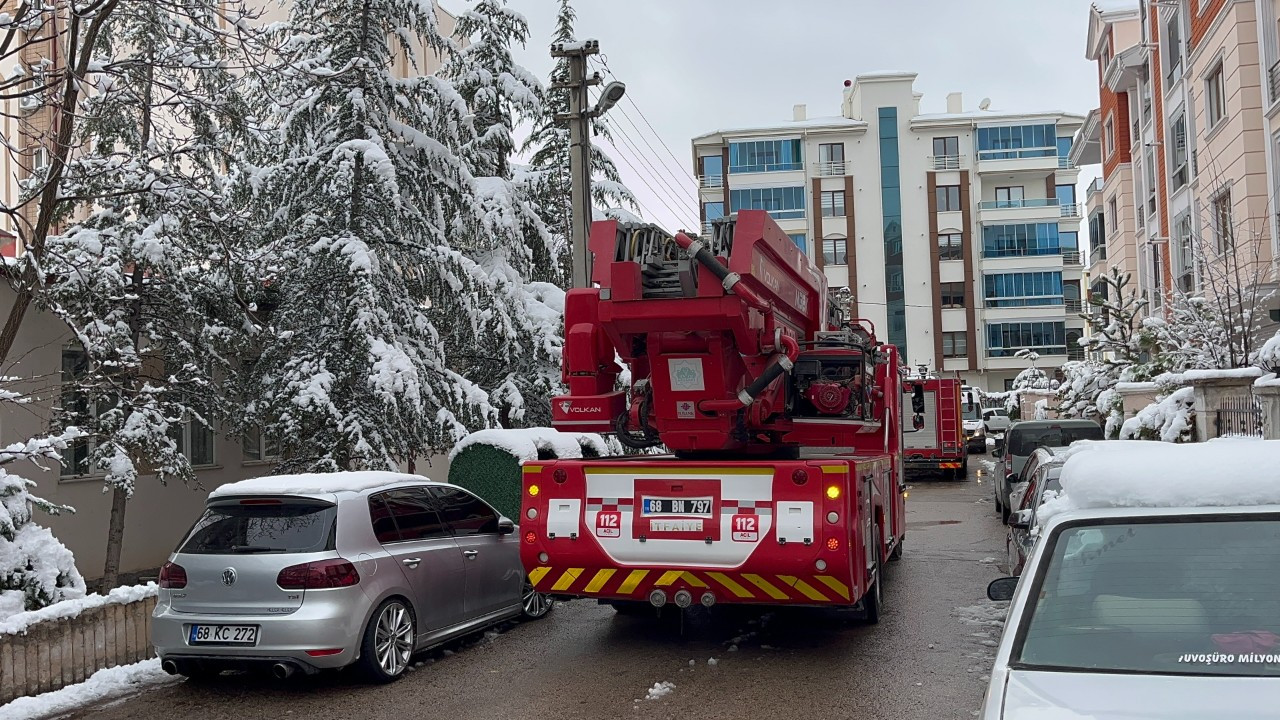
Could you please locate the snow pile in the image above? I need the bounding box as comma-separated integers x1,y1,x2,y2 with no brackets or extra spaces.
1036,440,1280,527
643,681,676,701
953,601,1008,628
2,657,177,720
1,583,157,636
1158,367,1263,385
1118,386,1195,442
448,428,609,463
1260,331,1280,370
209,471,429,498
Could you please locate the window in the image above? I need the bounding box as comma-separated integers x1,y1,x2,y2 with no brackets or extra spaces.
1108,197,1118,232
728,139,803,173
1013,519,1280,676
823,236,848,266
1089,211,1107,261
985,321,1067,357
699,155,723,185
58,346,118,477
936,185,961,211
1170,112,1188,190
976,124,1058,159
940,282,966,308
789,233,807,254
818,143,844,172
1103,117,1115,158
1166,13,1182,82
1059,231,1079,251
1057,137,1074,159
1174,212,1195,292
932,136,959,157
821,190,846,217
702,201,724,221
982,223,1061,258
984,272,1065,307
1055,184,1076,210
1212,187,1233,252
372,488,451,542
179,500,337,554
171,417,215,467
429,486,500,535
994,186,1025,207
938,233,964,261
243,428,281,463
728,186,805,219
1206,62,1225,128
942,332,968,358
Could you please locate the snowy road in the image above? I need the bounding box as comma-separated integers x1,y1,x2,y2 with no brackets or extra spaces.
52,466,1009,720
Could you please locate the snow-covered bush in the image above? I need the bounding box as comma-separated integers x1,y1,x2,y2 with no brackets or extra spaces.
0,394,87,613
1260,329,1280,373
1119,386,1196,443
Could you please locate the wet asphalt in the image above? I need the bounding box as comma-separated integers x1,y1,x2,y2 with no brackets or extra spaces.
61,461,1011,720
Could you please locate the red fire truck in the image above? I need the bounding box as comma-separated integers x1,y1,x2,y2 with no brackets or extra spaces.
518,211,911,620
901,372,967,480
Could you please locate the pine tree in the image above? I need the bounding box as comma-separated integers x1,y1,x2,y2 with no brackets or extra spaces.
1,380,86,612
35,0,262,588
241,0,513,471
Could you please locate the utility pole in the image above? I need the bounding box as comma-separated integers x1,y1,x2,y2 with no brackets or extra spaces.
551,39,625,289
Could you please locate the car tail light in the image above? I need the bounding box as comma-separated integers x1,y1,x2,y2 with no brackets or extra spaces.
277,559,360,590
792,469,808,485
159,561,187,589
524,531,537,544
826,537,840,551
305,648,344,657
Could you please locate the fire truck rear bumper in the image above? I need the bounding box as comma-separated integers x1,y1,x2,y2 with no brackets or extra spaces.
526,566,859,608
904,458,964,472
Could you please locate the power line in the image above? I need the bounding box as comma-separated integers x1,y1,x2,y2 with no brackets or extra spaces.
590,91,698,229
595,56,701,188
589,86,699,220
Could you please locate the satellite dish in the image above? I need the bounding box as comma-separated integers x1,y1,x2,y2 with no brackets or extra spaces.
979,98,991,110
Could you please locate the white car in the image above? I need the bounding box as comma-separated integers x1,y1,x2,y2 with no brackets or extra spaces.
979,504,1280,718
982,408,1010,434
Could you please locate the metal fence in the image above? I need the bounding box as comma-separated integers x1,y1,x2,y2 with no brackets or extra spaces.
1212,395,1264,439
0,594,157,703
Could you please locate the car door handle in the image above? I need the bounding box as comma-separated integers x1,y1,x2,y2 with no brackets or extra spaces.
402,558,421,568
462,550,478,560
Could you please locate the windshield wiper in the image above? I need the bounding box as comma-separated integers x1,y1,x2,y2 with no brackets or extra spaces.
229,545,281,554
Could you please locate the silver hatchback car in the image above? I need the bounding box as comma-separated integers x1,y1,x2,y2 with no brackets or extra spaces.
152,471,552,683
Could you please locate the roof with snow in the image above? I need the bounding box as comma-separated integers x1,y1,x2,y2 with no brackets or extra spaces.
693,115,868,143
209,471,434,498
1036,439,1280,526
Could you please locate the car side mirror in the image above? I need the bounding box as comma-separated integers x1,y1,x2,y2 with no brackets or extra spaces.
497,517,515,535
1009,510,1031,529
987,576,1018,602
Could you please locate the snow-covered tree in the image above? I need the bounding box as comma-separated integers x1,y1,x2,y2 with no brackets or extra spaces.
34,0,268,589
1261,329,1280,373
1079,268,1162,382
1054,359,1113,422
1119,386,1196,443
520,0,637,272
241,0,529,471
1,381,86,613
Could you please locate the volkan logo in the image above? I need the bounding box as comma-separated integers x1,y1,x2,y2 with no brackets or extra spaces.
559,400,572,414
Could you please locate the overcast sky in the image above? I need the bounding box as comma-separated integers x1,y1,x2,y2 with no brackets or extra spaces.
504,0,1106,232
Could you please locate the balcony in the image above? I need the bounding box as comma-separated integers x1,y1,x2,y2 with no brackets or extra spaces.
1062,250,1082,266
1087,177,1104,197
976,147,1064,174
927,155,967,171
977,197,1077,224
1065,298,1083,313
697,175,723,189
812,161,847,177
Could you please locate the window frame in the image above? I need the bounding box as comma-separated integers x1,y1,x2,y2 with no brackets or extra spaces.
171,415,216,468
936,185,961,212
994,186,1025,207
938,233,964,261
817,142,845,165
428,485,502,536
932,136,959,158
1212,187,1233,253
823,236,848,266
940,281,966,309
1103,116,1115,159
370,487,454,544
942,331,968,359
820,189,846,218
1205,61,1225,129
1170,112,1188,190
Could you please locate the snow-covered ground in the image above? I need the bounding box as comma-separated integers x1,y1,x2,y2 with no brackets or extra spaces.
2,659,178,720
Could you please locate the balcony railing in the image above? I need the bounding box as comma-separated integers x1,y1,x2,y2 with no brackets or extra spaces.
977,147,1057,162
697,175,723,188
1060,203,1081,218
812,161,847,177
1058,156,1076,169
1088,177,1104,195
1067,346,1086,361
1270,59,1280,104
701,221,714,236
977,198,1060,210
1062,250,1082,265
927,155,965,170
1065,299,1084,313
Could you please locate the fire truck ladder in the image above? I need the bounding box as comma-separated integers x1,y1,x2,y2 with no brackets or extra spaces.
935,381,961,455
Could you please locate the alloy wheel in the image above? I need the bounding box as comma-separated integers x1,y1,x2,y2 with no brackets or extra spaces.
374,603,414,676
522,578,553,619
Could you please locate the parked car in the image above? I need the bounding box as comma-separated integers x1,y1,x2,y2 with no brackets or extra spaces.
962,387,986,453
982,408,1010,434
993,420,1102,522
152,472,552,683
980,502,1280,718
1005,459,1064,574
1006,446,1067,515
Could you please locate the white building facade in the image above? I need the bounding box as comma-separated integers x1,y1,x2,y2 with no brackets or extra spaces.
692,73,1086,392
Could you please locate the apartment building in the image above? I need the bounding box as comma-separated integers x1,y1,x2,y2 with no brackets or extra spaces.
0,2,461,581
691,73,1086,392
1081,0,1279,340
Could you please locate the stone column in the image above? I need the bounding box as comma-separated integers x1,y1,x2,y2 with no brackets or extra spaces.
1254,376,1280,440
1184,370,1265,441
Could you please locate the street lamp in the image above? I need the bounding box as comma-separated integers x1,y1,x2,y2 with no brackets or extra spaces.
592,81,626,117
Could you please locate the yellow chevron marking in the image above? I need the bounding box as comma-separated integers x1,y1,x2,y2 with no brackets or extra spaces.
778,575,829,602
551,568,584,592
814,575,851,601
522,465,542,473
682,572,708,588
742,573,789,600
655,570,684,586
820,465,848,474
527,566,551,587
707,572,754,599
618,569,649,595
584,569,616,594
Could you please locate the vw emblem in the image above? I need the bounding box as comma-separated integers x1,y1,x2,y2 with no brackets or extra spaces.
221,568,237,586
